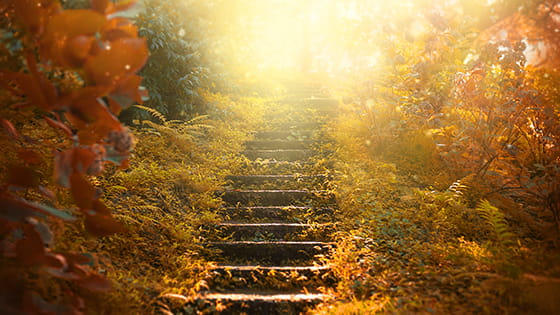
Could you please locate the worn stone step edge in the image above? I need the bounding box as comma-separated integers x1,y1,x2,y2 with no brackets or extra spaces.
245,140,314,150
168,292,331,315
205,265,336,291
207,241,335,264
242,149,315,161
220,190,335,207
217,206,335,222
226,174,329,185
198,292,330,302
213,222,334,241
254,130,315,140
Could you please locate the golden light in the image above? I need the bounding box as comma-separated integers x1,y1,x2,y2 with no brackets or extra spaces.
210,0,498,77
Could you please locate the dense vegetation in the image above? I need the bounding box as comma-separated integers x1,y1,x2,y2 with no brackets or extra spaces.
1,0,559,314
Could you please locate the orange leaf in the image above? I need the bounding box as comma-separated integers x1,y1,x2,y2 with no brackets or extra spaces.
84,212,125,237
85,37,148,86
12,0,62,36
77,273,112,292
44,116,73,138
16,222,46,266
69,172,95,209
1,118,21,140
43,9,106,39
7,165,39,188
109,74,144,111
18,149,43,165
92,199,111,215
41,10,106,67
102,17,139,41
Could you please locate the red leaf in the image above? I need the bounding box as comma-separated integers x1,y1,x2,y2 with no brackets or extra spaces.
25,52,60,110
12,0,62,35
70,172,95,209
16,222,46,266
92,199,111,215
7,165,39,188
77,273,112,292
109,74,144,112
85,37,148,86
44,252,67,269
84,212,125,237
45,116,73,138
18,149,43,165
25,291,69,315
71,147,99,174
0,194,38,222
64,252,93,266
1,118,20,140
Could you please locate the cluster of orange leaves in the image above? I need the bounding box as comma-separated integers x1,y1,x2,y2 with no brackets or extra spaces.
0,0,148,313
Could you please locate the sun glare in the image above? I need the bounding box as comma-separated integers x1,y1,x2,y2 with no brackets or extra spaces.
217,0,452,75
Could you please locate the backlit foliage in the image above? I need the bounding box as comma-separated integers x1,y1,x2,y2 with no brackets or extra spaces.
0,0,147,312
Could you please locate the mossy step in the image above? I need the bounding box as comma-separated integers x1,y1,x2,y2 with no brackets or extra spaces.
242,149,314,161
245,140,314,150
240,160,320,175
191,292,330,315
214,222,334,241
266,121,323,130
220,189,335,207
254,130,315,140
205,265,335,291
217,206,334,223
226,174,329,188
207,241,334,265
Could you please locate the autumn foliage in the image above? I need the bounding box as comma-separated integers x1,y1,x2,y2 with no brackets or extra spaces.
0,0,147,313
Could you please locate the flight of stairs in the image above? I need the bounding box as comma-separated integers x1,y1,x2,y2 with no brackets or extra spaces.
194,87,339,314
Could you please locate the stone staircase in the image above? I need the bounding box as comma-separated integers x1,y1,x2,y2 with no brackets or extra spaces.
194,87,339,314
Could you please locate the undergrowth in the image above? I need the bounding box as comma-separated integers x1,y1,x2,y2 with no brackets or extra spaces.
311,103,560,314
53,93,265,313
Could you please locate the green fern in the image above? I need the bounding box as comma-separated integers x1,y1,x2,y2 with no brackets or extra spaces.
134,106,213,150
134,104,167,124
476,199,515,246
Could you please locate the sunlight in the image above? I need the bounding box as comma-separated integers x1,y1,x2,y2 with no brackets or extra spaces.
218,0,459,76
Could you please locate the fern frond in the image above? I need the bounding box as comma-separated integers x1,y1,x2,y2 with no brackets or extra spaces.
134,105,167,124
448,179,468,197
476,199,514,246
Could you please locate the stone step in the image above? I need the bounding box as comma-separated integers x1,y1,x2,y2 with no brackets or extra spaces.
220,190,335,207
245,140,314,150
241,160,316,175
207,241,334,265
242,149,314,161
217,206,334,223
192,292,330,315
205,265,335,291
254,130,315,140
267,121,323,130
226,174,329,189
214,222,334,241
